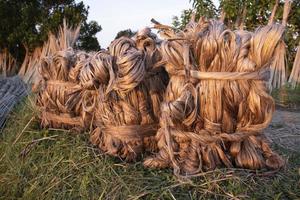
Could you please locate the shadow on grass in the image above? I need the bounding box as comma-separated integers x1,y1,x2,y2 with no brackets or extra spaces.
272,84,300,111
0,97,299,199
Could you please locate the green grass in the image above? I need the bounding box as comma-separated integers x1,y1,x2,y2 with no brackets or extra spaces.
0,97,299,200
272,84,300,109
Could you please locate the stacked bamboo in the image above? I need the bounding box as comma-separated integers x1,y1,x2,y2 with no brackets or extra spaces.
143,18,285,175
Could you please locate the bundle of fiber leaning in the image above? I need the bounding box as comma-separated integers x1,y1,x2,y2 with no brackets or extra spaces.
144,18,285,175
267,0,291,91
18,47,43,91
0,48,17,77
0,76,27,129
288,42,300,88
90,32,168,161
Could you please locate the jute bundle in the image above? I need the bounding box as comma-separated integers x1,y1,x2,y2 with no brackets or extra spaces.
268,0,292,90
36,21,86,130
90,30,168,161
144,18,285,175
37,49,84,130
288,41,300,88
18,47,43,91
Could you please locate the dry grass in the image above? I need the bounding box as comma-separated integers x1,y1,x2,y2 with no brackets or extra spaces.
0,96,299,199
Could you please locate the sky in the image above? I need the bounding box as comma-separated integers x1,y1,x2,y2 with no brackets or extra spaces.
80,0,219,48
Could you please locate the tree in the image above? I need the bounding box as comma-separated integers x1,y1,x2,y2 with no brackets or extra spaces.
0,0,101,64
115,29,136,39
77,21,102,51
172,9,193,30
172,0,300,70
172,0,216,30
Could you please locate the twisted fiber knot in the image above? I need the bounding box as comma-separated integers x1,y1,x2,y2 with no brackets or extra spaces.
79,51,111,89
170,128,260,144
101,124,159,140
105,37,146,95
169,67,270,81
41,111,83,126
203,118,222,133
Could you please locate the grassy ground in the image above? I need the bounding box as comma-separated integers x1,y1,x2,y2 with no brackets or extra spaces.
0,97,299,200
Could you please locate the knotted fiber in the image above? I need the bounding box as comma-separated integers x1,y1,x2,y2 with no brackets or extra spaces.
144,18,285,175
90,30,168,161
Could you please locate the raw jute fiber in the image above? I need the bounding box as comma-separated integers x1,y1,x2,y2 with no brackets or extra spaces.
144,18,285,176
90,29,168,161
36,21,90,131
37,49,85,130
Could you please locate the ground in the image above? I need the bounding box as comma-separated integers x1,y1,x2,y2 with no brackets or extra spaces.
265,110,300,152
0,96,299,199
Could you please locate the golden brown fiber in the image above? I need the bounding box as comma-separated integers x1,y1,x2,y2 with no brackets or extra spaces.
144,18,285,176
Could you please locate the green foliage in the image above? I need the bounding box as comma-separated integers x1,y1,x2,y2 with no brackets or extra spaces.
172,0,300,70
172,0,217,30
0,0,101,60
272,84,300,109
219,0,270,28
77,21,102,51
0,97,299,199
114,29,136,40
192,0,217,18
172,9,193,30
